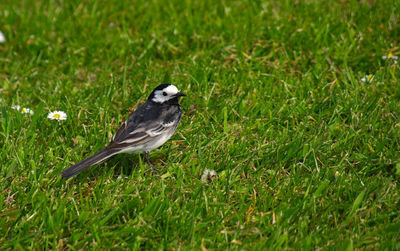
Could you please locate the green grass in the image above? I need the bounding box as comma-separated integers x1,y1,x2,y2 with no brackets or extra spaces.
1,0,400,249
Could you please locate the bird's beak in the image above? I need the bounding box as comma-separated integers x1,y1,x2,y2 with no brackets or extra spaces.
175,92,186,97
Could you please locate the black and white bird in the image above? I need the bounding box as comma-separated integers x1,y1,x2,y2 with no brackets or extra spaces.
61,84,186,179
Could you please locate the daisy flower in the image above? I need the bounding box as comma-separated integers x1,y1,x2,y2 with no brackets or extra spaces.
201,169,218,183
12,105,34,115
11,105,21,111
47,111,67,121
361,74,374,83
21,107,34,115
0,31,5,43
382,53,398,61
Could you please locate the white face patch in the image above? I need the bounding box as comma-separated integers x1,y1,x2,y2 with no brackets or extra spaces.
152,85,180,103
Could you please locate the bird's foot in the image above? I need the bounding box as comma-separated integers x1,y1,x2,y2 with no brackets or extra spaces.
145,165,160,176
143,152,160,176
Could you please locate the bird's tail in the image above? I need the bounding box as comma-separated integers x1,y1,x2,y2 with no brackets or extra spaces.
61,148,118,179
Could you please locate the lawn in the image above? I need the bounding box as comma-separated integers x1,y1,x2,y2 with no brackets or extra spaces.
1,0,400,249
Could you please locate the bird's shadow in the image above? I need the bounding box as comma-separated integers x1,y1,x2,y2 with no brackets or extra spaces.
62,152,168,185
107,154,143,177
76,153,144,181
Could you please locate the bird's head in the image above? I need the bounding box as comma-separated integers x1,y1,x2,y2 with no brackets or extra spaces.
148,84,186,104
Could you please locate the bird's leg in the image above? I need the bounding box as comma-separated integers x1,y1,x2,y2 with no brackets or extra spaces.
144,151,154,168
144,151,159,175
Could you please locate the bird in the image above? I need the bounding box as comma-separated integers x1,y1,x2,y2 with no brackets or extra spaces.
61,84,186,179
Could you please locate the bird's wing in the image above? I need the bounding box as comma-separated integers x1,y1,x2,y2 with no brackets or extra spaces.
111,104,148,142
108,103,181,151
111,118,132,142
108,120,177,150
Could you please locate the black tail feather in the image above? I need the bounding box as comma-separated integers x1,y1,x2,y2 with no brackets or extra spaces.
61,148,117,179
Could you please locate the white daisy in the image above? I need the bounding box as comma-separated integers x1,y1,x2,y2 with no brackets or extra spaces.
0,31,5,43
201,169,218,183
11,105,21,111
334,171,340,179
361,74,374,83
382,53,398,60
21,107,34,115
12,105,34,115
47,111,67,121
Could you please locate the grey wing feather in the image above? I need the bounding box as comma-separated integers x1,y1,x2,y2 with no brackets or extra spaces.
107,105,181,151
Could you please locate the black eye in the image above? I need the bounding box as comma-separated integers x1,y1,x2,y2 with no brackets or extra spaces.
163,92,167,96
